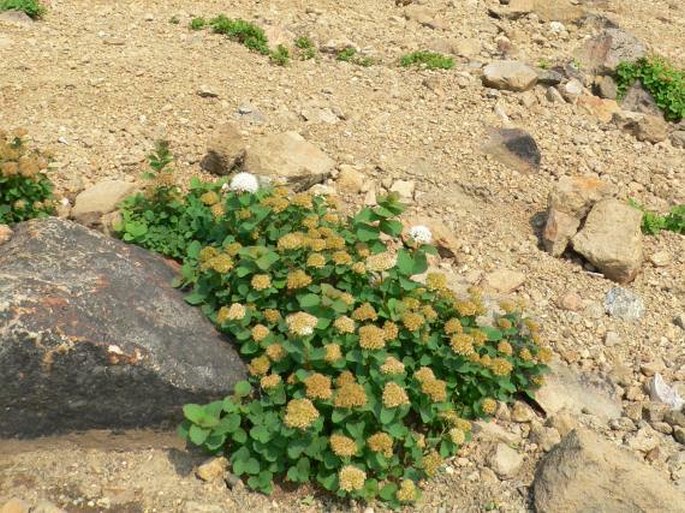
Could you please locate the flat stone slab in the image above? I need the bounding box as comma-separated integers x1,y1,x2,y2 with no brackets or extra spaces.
0,218,246,438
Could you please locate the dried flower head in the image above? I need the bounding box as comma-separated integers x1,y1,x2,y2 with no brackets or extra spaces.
396,479,418,502
382,382,410,408
538,347,553,364
409,225,432,244
426,272,447,291
263,309,281,324
450,334,475,356
449,428,466,445
324,343,342,363
336,371,356,387
422,451,443,477
251,274,272,291
383,321,399,341
352,303,377,322
366,252,397,272
304,373,332,400
230,172,259,193
421,305,438,321
367,432,393,458
260,374,282,390
265,343,285,362
217,303,246,323
421,378,447,402
519,348,533,361
248,355,270,376
210,203,224,218
351,262,366,274
286,312,318,336
414,366,435,383
334,383,367,409
291,193,313,209
481,398,497,415
251,324,270,342
380,356,405,375
490,358,513,376
284,398,320,429
333,315,355,334
200,191,220,206
338,465,366,492
358,325,387,350
306,252,326,269
444,318,463,335
277,232,305,251
402,312,425,332
330,434,357,457
287,270,312,290
332,251,353,265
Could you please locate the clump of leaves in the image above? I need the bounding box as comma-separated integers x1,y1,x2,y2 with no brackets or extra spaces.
270,44,290,66
629,199,685,235
400,51,454,71
0,0,45,19
0,128,55,224
168,15,180,25
616,56,685,122
336,47,374,67
209,15,270,55
117,150,550,507
189,16,206,30
295,36,316,61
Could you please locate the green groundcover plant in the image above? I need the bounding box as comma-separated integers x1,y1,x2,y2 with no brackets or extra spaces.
116,145,549,507
0,128,55,224
629,199,685,235
400,51,454,71
0,0,45,19
616,56,685,122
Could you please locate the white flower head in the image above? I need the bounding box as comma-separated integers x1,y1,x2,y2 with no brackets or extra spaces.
409,225,432,245
220,182,230,193
229,172,259,193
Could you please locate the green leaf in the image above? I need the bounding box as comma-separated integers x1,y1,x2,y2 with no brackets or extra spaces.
214,413,241,435
188,424,210,445
380,408,396,425
234,380,252,397
356,223,380,242
256,251,280,270
184,292,207,305
232,427,248,444
481,326,503,341
396,249,414,276
379,482,398,501
250,425,272,443
298,293,321,308
379,219,403,236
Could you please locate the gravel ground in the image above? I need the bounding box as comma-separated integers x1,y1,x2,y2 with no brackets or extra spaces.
1,0,684,512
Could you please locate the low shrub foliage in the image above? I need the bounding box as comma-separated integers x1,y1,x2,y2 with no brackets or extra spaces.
0,128,55,224
616,56,685,122
0,0,45,19
629,199,685,235
336,47,374,67
400,51,454,71
116,146,549,506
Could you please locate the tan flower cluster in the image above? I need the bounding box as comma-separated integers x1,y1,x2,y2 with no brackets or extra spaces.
286,312,318,336
519,348,533,362
421,305,438,321
260,374,281,390
291,193,313,209
537,347,553,364
324,343,342,363
531,375,545,387
200,191,220,206
210,203,224,218
380,321,398,341
265,343,285,362
352,303,377,322
201,252,233,274
332,251,352,265
382,382,410,408
454,300,479,317
333,315,355,334
351,262,366,274
365,251,397,272
336,371,356,387
302,215,319,230
496,340,513,355
251,324,270,342
443,318,463,335
396,479,417,502
380,356,405,375
367,432,393,458
355,243,370,257
330,434,357,457
325,234,346,251
470,329,487,346
263,309,281,324
248,355,271,376
421,377,447,402
284,398,320,429
449,427,466,445
251,274,272,291
497,318,513,330
402,312,425,332
277,232,305,251
425,272,447,291
334,383,367,408
261,195,289,213
225,242,242,256
216,303,246,323
414,366,435,383
358,325,387,350
450,334,475,357
422,451,443,477
322,212,339,224
481,398,497,415
304,373,332,400
338,465,366,492
306,253,326,269
402,298,421,311
287,270,312,290
339,292,355,306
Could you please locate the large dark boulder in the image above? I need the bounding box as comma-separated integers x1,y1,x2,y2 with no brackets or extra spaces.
0,218,246,438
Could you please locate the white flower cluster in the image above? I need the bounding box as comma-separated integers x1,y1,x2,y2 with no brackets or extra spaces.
229,172,259,193
409,225,432,245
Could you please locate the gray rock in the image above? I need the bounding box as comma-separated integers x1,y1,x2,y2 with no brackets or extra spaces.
0,10,34,27
548,176,615,218
622,113,670,144
533,428,685,513
561,79,584,103
182,502,225,513
621,82,662,116
671,131,685,149
535,69,564,86
71,180,137,226
200,122,246,176
571,199,643,283
482,61,538,92
534,361,622,422
32,500,67,513
243,131,335,191
482,127,541,173
530,422,562,452
594,75,618,99
573,28,646,75
604,287,645,321
0,218,245,437
488,443,524,479
675,313,685,331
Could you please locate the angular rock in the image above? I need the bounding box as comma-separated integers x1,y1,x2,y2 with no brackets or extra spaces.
195,456,229,483
0,218,245,437
571,199,643,283
243,131,334,191
71,180,137,225
671,131,685,149
390,179,415,201
336,165,365,194
402,215,461,258
620,82,662,116
490,0,585,23
482,61,538,92
560,78,584,103
533,428,685,513
0,499,29,513
482,269,526,294
548,176,615,218
543,207,581,257
530,422,562,452
573,28,646,75
0,224,12,245
535,361,622,422
577,94,621,123
482,127,541,173
473,420,521,445
0,10,34,27
604,286,644,321
535,68,564,86
594,74,618,99
489,443,524,479
620,113,669,144
200,122,246,176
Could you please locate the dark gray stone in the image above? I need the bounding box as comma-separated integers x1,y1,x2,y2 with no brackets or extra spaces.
594,75,618,99
621,82,662,116
483,128,542,173
0,218,246,438
573,28,646,75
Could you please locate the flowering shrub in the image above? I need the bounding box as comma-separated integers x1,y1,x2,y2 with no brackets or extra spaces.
0,128,55,224
117,156,549,506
